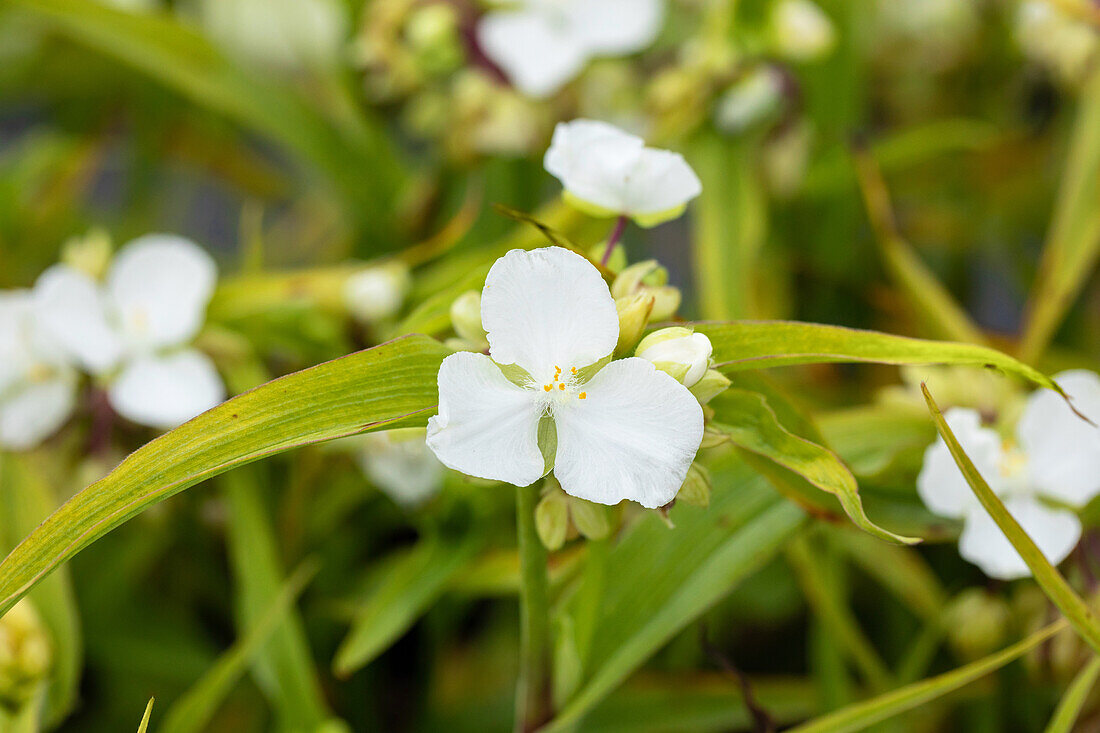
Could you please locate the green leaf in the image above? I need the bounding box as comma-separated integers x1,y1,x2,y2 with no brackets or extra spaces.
1043,654,1100,733
922,384,1100,655
543,461,807,731
0,335,448,617
159,563,317,733
7,0,404,238
711,388,917,544
333,529,482,677
696,321,1067,398
1020,69,1100,362
787,619,1068,733
136,699,154,733
223,467,332,728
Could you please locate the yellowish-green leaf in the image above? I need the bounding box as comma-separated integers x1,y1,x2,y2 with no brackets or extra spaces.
1043,654,1100,733
923,384,1100,654
0,335,448,617
136,699,154,733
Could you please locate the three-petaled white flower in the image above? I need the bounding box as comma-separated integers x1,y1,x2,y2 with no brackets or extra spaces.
918,371,1100,580
477,0,665,98
357,429,445,509
426,246,703,508
33,235,226,430
0,292,77,450
544,120,702,228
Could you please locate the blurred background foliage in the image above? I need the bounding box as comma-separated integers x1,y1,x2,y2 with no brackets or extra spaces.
1,0,1099,731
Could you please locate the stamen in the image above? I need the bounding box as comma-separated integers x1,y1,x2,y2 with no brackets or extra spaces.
578,392,586,399
571,367,576,374
543,384,553,392
558,383,565,391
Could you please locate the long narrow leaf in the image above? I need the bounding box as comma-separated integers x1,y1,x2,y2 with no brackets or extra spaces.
1043,654,1100,733
136,699,154,733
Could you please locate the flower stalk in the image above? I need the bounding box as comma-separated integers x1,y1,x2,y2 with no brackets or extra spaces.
601,216,628,267
515,482,553,732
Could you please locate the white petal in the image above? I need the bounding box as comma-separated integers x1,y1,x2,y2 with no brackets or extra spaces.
958,497,1081,581
425,352,546,486
1017,370,1100,507
477,9,589,98
107,234,217,351
552,357,703,508
0,377,76,450
564,0,664,55
359,429,444,508
620,148,703,221
916,408,1003,519
0,291,33,394
33,265,124,374
481,247,618,384
108,349,226,429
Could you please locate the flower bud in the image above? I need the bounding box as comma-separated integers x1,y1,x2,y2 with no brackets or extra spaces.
406,3,463,75
61,229,112,279
612,261,682,321
677,463,711,507
450,290,488,346
945,589,1009,660
344,263,411,323
690,369,731,406
635,327,712,388
0,599,51,713
569,497,610,540
771,0,836,62
700,426,730,449
715,66,785,134
536,489,570,551
615,294,654,354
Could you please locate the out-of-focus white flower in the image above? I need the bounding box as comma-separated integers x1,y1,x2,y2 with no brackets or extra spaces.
544,119,701,228
635,327,712,388
34,235,225,430
358,428,445,508
426,246,703,508
1015,1,1099,86
917,371,1100,580
344,263,411,323
477,0,665,98
0,292,77,450
770,0,836,62
198,0,348,70
714,66,785,134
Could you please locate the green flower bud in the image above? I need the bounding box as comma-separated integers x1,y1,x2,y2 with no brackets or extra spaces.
612,261,681,321
635,327,712,388
61,228,112,279
700,426,730,449
689,369,731,406
405,3,463,75
615,294,654,354
344,263,411,323
535,489,569,551
945,589,1009,660
0,599,51,713
677,463,711,507
569,497,610,540
450,290,488,346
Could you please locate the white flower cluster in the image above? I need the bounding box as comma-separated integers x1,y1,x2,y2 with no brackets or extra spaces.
0,235,225,450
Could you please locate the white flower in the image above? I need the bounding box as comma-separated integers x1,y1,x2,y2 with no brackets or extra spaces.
477,0,665,98
198,0,348,70
358,429,445,508
544,120,702,228
0,291,78,450
33,235,225,430
771,0,836,62
426,246,703,508
344,263,411,323
635,327,713,388
1015,1,1098,86
917,371,1100,580
715,66,785,134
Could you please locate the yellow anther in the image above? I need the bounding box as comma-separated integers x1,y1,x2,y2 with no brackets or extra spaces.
543,384,553,392
558,383,565,390
570,367,576,374
578,392,586,399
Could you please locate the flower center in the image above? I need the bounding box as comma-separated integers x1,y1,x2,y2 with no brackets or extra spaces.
997,442,1031,495
538,365,586,404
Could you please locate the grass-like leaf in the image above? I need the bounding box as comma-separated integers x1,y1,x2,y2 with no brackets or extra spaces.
136,698,154,733
922,384,1100,654
1043,654,1100,733
0,335,448,617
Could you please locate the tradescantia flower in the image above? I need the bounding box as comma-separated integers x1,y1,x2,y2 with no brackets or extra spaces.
0,291,78,450
477,0,665,98
918,371,1100,580
426,246,703,509
357,429,445,509
545,120,702,228
33,235,226,430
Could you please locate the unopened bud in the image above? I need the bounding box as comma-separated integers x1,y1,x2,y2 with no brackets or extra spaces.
0,599,51,712
569,497,610,540
945,589,1009,660
715,66,785,134
450,290,487,346
344,263,411,323
690,369,731,406
612,261,681,321
771,0,836,62
61,229,112,279
615,294,654,354
700,426,730,448
636,327,712,388
536,489,570,551
406,3,463,75
677,463,711,507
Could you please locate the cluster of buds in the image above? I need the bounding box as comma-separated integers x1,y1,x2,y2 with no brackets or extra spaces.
535,478,612,550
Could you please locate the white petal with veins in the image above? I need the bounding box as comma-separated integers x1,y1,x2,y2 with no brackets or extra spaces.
917,408,1004,519
109,349,225,429
958,496,1081,580
33,264,124,374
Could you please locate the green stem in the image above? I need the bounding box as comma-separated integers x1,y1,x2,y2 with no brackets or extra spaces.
515,483,552,733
